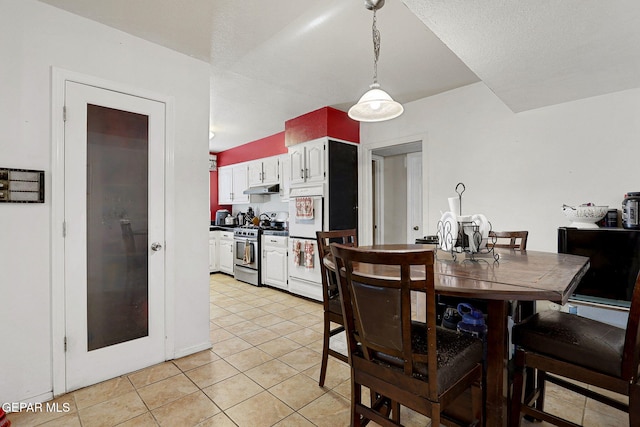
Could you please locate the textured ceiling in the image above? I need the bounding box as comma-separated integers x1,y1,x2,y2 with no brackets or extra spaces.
37,0,640,151
404,0,640,112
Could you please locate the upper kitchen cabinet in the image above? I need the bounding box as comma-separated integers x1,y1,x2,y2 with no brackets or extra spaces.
218,163,249,204
289,139,325,185
279,154,290,201
248,156,279,187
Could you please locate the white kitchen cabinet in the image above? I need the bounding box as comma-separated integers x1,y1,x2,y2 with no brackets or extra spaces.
209,230,219,273
262,235,288,290
289,139,325,185
219,231,234,275
232,164,249,203
279,154,290,201
218,163,249,204
248,156,279,187
218,166,233,204
247,161,262,187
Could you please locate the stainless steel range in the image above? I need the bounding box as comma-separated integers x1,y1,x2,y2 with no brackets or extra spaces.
233,211,289,286
233,226,261,286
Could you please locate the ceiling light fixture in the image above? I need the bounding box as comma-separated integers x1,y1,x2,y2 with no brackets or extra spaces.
348,0,403,122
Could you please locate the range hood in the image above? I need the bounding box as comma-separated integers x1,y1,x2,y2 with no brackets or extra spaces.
243,184,280,195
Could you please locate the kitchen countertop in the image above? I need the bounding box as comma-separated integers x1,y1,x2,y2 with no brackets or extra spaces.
210,225,237,231
210,224,289,236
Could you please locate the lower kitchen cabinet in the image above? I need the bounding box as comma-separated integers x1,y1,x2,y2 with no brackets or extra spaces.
262,235,288,290
219,231,234,275
209,230,219,273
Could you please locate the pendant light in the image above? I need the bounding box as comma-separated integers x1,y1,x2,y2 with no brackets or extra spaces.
348,0,403,122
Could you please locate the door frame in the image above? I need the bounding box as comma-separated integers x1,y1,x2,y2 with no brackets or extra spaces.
50,68,176,396
406,152,423,244
371,154,384,244
358,133,428,246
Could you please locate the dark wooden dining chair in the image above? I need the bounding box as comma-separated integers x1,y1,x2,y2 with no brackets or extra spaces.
316,229,357,387
487,230,528,251
330,243,483,427
509,270,640,427
487,230,530,321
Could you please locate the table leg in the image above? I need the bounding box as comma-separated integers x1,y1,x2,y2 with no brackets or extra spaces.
485,300,508,427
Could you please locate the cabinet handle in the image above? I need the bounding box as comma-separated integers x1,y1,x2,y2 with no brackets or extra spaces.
305,168,309,179
300,169,304,179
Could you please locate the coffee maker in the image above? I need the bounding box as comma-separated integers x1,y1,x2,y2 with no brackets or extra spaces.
215,209,230,225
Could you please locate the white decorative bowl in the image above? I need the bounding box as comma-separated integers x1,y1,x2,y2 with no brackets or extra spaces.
562,205,608,228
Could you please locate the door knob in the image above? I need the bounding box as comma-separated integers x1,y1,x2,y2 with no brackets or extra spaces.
151,242,163,251
413,226,419,230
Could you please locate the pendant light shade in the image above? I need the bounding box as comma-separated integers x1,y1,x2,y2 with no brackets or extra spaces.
348,83,404,122
349,0,403,123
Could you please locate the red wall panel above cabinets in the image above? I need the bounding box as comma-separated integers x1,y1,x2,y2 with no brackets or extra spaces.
216,132,286,167
285,106,359,147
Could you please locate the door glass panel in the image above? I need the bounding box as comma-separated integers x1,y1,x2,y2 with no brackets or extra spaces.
86,104,149,351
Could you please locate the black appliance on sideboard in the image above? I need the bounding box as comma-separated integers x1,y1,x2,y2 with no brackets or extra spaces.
558,227,640,308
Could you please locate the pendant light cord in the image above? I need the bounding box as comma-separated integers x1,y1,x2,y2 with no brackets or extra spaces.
372,8,380,84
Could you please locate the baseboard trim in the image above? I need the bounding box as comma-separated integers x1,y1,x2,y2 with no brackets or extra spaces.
171,342,212,360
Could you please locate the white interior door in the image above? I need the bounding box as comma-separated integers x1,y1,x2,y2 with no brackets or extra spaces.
64,81,166,391
407,152,423,244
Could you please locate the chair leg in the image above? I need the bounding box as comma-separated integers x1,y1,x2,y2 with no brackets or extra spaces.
630,382,640,426
391,400,400,424
536,370,546,412
430,403,440,427
471,380,483,425
509,350,525,427
318,313,330,387
352,374,362,427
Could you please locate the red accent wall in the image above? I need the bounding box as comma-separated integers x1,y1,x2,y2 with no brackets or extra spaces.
209,132,287,219
285,106,359,146
217,132,286,167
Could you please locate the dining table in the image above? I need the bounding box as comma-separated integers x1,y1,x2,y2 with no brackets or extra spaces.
323,244,590,427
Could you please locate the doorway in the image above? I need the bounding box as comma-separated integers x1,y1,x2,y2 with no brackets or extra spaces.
53,75,169,393
370,141,423,245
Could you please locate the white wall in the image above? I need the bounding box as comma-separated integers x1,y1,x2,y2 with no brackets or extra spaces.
361,82,640,252
0,0,211,403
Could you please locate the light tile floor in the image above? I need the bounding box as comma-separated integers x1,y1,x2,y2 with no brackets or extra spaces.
7,273,629,426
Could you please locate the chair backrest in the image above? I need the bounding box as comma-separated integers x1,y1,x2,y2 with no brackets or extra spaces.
488,230,528,250
330,243,439,399
316,230,357,299
622,271,640,380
